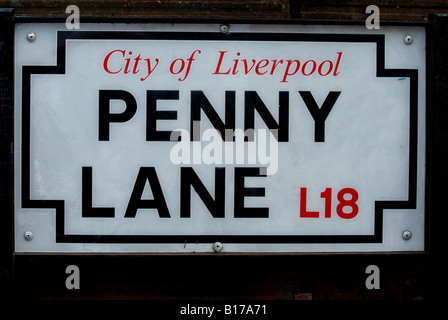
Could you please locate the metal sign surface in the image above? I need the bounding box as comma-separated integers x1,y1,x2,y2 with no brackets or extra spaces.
14,22,426,253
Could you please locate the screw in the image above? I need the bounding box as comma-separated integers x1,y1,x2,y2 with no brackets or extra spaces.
26,32,37,42
219,24,230,34
403,35,413,45
213,242,223,252
24,231,34,241
402,230,412,240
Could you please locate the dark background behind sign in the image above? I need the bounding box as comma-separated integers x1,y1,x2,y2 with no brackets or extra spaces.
1,0,448,21
1,0,447,303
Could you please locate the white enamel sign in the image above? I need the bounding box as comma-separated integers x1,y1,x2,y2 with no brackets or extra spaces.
14,23,426,253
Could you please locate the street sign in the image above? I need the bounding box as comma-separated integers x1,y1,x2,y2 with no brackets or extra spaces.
14,22,426,253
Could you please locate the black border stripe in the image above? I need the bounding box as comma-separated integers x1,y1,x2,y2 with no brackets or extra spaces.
20,31,419,244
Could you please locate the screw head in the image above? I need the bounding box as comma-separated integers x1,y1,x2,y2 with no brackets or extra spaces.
219,24,230,34
403,35,413,45
24,231,34,241
213,242,223,252
26,32,37,42
402,230,412,240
